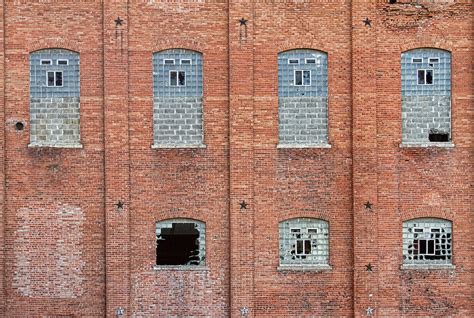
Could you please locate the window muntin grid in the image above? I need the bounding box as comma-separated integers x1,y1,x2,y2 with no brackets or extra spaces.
30,49,80,98
401,48,451,96
279,218,329,266
278,49,328,97
153,49,203,97
403,218,452,266
155,218,206,266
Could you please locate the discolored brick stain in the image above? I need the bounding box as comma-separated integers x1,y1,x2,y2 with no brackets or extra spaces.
13,204,85,299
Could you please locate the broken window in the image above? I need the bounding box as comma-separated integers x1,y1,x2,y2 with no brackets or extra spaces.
46,71,63,87
294,70,311,86
279,218,329,266
169,70,186,86
403,218,452,266
401,49,451,144
417,69,433,85
156,219,205,266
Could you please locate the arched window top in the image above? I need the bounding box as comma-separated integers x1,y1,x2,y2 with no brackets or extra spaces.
153,49,203,97
278,49,328,98
29,48,80,99
401,48,451,96
155,218,205,266
279,218,329,266
402,217,452,266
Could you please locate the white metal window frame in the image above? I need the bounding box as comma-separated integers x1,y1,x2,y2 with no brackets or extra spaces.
412,227,440,256
56,59,69,65
305,58,317,64
428,57,440,63
180,59,192,65
294,69,311,86
288,58,299,65
169,70,186,87
46,70,63,87
411,57,423,63
417,69,434,85
163,59,175,65
40,59,53,65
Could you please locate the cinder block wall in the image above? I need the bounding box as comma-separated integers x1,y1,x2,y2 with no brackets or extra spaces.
0,1,472,317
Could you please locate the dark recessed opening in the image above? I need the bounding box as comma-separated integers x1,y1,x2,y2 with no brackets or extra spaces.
389,0,397,4
429,132,449,142
156,223,200,265
15,122,24,131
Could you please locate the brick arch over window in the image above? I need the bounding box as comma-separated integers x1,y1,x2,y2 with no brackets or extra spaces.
401,48,452,144
152,49,204,148
402,217,452,266
29,48,81,148
279,217,329,266
155,218,206,266
277,49,329,147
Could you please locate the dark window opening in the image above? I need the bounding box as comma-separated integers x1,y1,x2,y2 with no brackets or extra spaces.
429,130,449,142
389,0,397,4
55,72,63,86
156,222,201,265
170,71,186,86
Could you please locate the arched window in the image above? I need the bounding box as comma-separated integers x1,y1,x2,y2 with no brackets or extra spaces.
279,218,329,266
401,48,451,144
29,49,81,147
152,49,204,148
403,218,452,265
278,49,328,146
155,218,205,266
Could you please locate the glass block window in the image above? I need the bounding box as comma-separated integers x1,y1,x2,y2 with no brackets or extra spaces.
403,218,452,266
401,48,451,96
279,218,329,266
278,49,328,97
156,219,205,266
30,49,80,98
153,49,203,97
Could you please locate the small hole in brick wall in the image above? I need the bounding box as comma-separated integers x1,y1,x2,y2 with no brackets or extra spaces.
15,122,24,131
429,130,449,142
389,0,397,4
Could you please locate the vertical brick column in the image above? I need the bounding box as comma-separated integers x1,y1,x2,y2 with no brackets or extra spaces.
0,0,5,313
228,1,255,317
103,1,130,317
351,1,379,317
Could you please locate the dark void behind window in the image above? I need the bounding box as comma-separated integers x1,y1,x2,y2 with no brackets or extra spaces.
156,223,200,265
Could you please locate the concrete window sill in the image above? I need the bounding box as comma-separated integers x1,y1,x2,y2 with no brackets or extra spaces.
153,265,209,271
28,143,83,149
400,264,455,270
277,264,333,272
400,142,455,148
277,143,332,149
151,143,207,149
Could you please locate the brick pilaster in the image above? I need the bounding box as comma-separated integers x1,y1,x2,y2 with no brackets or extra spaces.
103,1,130,317
0,0,5,314
228,1,255,317
352,1,379,317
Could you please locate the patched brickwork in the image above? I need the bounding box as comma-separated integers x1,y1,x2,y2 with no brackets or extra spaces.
278,97,328,145
13,205,85,298
153,97,204,147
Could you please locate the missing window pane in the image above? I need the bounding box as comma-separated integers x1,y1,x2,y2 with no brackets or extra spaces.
47,71,55,86
156,222,201,265
295,71,302,86
417,70,425,84
178,71,186,86
170,71,177,86
303,70,311,85
426,70,433,84
55,71,63,86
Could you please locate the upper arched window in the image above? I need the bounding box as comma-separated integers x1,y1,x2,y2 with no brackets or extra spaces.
155,218,205,266
277,49,329,147
279,218,329,266
152,49,204,148
29,49,81,147
401,48,451,144
402,218,452,266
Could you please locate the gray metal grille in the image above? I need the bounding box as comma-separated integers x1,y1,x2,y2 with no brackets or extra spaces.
279,218,329,266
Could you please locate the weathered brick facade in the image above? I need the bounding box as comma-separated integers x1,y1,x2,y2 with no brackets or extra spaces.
0,0,472,317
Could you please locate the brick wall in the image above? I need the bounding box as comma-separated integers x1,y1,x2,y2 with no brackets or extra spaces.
0,0,472,317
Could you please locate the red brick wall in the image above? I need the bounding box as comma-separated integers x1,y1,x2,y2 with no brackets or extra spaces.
0,0,472,317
